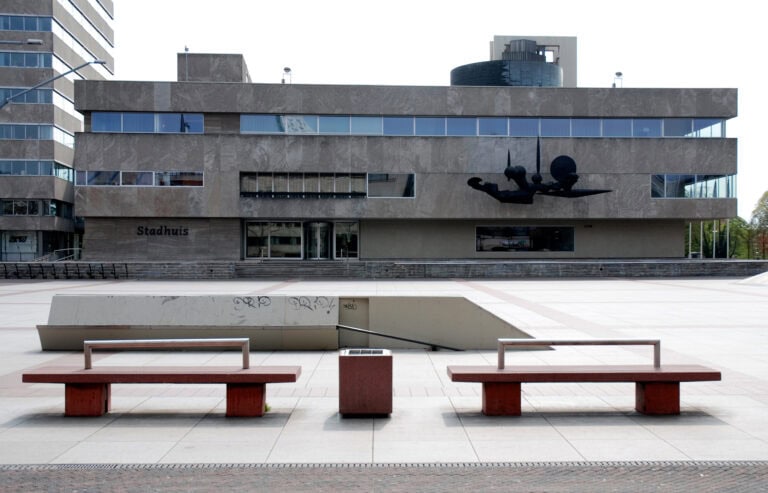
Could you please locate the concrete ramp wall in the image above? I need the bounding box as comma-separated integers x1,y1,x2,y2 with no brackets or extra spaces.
37,294,530,351
339,296,529,350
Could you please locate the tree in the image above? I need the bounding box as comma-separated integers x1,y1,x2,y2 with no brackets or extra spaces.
752,191,768,259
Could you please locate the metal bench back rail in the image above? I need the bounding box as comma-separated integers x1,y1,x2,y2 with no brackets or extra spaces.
83,338,250,370
497,338,661,369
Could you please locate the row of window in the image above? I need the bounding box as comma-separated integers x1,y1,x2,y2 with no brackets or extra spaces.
0,87,81,121
240,172,415,198
74,170,204,187
241,222,574,258
89,112,727,139
0,87,52,104
241,115,726,138
0,124,75,147
0,15,51,32
0,51,51,68
0,199,72,218
0,12,111,74
75,170,736,200
476,226,574,252
0,160,74,181
651,174,736,199
245,221,359,259
91,112,204,134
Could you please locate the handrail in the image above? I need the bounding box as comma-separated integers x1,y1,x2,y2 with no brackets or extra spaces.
336,324,462,351
83,338,250,369
497,338,661,369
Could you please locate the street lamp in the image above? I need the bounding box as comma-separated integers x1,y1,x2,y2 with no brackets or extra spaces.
0,59,106,110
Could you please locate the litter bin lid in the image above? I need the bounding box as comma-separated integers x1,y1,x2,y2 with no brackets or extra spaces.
341,349,391,356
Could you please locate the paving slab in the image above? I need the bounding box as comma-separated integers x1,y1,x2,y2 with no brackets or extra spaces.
1,276,767,490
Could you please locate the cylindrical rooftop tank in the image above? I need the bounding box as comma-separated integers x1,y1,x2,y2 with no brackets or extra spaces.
450,39,563,87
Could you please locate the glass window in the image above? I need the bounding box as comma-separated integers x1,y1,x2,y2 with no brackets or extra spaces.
446,117,476,136
415,117,445,136
155,171,204,186
335,174,350,195
633,119,662,137
157,113,182,133
476,226,574,252
319,173,334,194
0,161,10,175
273,173,289,194
335,222,359,259
121,171,153,186
663,118,692,137
122,113,154,133
571,119,601,137
9,16,24,30
281,115,317,133
256,172,272,194
28,200,39,215
508,118,539,136
540,118,570,137
603,119,632,137
351,174,366,196
245,222,270,258
288,173,303,194
383,117,413,136
651,175,665,198
40,160,53,176
693,119,723,138
304,173,319,194
318,116,350,134
13,200,28,215
269,222,302,258
1,200,12,215
241,114,284,133
350,116,382,135
240,174,258,194
24,161,39,174
478,118,507,136
664,174,693,198
87,170,120,186
367,173,415,197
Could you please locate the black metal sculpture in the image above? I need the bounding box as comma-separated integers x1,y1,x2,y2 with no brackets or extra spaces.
467,138,611,204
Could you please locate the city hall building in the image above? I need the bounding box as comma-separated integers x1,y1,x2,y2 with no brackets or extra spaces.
72,38,737,262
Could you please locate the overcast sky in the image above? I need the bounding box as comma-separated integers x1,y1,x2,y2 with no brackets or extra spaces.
112,0,764,220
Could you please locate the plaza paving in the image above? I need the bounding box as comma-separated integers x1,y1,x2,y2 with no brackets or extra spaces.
1,276,767,490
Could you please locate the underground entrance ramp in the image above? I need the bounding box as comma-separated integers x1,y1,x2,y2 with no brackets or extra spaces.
36,295,530,350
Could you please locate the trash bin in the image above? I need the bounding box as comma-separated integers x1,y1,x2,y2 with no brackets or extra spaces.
338,348,392,416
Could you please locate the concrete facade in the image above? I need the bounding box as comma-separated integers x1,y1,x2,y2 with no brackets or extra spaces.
72,53,737,262
0,0,113,261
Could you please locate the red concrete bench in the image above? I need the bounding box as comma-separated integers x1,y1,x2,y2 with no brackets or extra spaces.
447,339,721,416
22,338,301,417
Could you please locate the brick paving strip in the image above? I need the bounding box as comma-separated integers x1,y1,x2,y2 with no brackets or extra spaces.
1,462,767,492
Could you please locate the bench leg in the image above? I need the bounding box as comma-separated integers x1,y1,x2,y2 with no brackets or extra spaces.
226,383,266,417
65,383,110,416
636,382,680,415
482,382,521,416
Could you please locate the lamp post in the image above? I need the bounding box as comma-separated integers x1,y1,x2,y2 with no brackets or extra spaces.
0,59,106,111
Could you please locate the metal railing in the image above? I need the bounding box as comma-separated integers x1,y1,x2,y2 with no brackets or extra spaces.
497,338,661,369
83,338,250,369
337,324,462,351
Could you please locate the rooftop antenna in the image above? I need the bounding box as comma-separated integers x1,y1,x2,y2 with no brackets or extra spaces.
184,45,189,81
282,67,292,84
612,71,623,88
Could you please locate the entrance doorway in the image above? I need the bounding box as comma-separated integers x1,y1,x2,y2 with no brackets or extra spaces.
304,221,332,260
